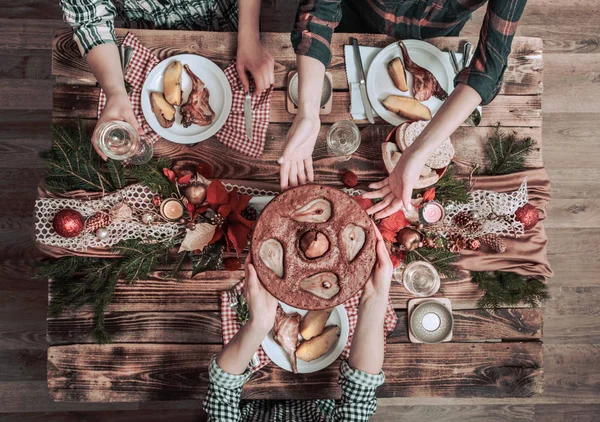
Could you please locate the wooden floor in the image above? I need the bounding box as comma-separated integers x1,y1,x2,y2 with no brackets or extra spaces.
0,0,598,420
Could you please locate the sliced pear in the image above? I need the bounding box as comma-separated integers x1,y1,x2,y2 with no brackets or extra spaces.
341,224,366,262
388,58,408,92
296,325,341,362
259,239,284,277
300,309,333,340
150,91,176,128
290,198,332,223
299,272,340,300
382,96,432,121
164,61,183,106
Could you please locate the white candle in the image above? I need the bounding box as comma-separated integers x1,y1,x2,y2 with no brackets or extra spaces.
161,199,184,221
422,201,444,224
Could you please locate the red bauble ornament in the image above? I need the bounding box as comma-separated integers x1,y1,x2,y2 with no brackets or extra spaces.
342,171,358,188
515,203,539,230
52,209,84,238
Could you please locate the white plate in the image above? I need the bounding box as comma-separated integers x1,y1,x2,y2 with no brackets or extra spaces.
141,54,232,144
366,40,454,126
261,303,349,374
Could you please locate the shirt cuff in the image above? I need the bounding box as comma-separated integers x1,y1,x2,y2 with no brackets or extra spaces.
454,68,503,106
208,356,252,389
291,31,332,68
340,361,385,389
73,24,117,58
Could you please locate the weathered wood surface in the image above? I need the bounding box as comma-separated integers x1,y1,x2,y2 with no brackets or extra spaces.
47,342,542,401
47,308,542,345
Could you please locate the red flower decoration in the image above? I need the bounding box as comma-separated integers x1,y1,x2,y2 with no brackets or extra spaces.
390,249,407,268
354,197,374,211
377,210,410,244
422,187,435,202
202,180,254,256
163,168,193,185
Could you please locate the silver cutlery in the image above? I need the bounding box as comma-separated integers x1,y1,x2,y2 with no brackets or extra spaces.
462,42,473,69
123,46,134,75
351,37,375,124
244,90,253,141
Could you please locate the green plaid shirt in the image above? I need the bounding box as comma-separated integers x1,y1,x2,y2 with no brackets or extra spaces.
291,0,528,105
60,0,238,57
203,357,385,421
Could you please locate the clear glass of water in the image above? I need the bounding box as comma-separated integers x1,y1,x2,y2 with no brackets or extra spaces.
327,120,361,161
402,261,441,297
94,121,153,164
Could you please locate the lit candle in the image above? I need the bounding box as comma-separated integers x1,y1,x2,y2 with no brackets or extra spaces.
420,201,444,225
160,198,184,221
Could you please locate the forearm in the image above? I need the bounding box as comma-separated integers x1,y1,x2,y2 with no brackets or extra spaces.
86,43,126,97
238,0,261,43
348,295,388,374
407,83,482,160
217,321,267,375
297,55,326,118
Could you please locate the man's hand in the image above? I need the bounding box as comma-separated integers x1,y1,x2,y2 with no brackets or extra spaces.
244,256,278,334
362,148,428,219
279,112,319,190
236,39,275,94
92,91,143,160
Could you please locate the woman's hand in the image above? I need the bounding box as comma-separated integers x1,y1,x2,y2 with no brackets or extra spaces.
92,91,143,160
279,112,319,190
361,223,393,304
244,256,279,334
362,148,428,219
236,39,275,94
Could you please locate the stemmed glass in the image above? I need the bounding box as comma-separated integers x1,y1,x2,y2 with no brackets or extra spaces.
94,121,153,164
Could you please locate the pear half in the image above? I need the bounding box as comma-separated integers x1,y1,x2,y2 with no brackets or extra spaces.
164,61,183,106
150,92,176,128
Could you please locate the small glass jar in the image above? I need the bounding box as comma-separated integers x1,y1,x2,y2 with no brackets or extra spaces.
326,120,361,161
402,261,441,297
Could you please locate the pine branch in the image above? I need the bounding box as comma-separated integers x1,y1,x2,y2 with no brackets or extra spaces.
125,156,177,196
432,166,469,204
107,159,126,190
471,271,549,311
481,126,536,176
405,247,460,280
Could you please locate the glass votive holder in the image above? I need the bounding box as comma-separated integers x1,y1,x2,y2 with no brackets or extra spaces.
402,261,441,297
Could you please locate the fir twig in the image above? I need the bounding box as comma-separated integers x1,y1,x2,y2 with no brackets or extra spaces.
471,271,549,311
405,247,460,280
432,166,469,205
125,156,177,196
481,126,536,176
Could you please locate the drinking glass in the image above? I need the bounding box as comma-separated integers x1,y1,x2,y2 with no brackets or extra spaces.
326,120,360,161
94,121,153,164
402,261,441,297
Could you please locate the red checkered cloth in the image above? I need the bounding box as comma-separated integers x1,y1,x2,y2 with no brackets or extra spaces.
221,281,398,373
215,61,272,158
97,33,161,145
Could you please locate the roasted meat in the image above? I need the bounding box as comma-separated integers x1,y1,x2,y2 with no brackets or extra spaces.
180,64,216,128
273,306,301,373
398,41,448,102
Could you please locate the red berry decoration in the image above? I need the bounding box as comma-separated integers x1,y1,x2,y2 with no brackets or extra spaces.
152,195,162,207
52,209,84,238
515,203,539,230
224,257,241,271
342,170,358,188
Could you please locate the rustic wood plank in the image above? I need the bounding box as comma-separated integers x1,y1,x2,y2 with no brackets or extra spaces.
1,18,65,50
0,80,53,110
0,410,208,422
52,28,543,95
373,404,535,422
0,50,52,79
534,404,600,422
52,84,542,127
47,342,542,401
47,308,541,345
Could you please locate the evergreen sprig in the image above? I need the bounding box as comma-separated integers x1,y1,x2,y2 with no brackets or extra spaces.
471,271,549,311
432,166,469,205
405,246,460,280
125,156,177,196
481,126,536,176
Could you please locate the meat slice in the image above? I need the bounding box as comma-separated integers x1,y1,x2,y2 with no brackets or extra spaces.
398,41,448,102
180,64,216,128
272,306,301,373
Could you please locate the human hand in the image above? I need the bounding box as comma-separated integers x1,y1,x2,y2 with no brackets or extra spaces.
236,39,275,94
244,256,279,334
361,222,393,304
278,113,319,190
362,148,428,219
92,91,143,160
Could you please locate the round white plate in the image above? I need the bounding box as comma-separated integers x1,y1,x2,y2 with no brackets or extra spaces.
366,40,454,126
262,303,349,374
141,54,232,144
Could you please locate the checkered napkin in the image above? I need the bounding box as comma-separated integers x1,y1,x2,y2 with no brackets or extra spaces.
221,281,398,373
215,61,272,158
97,33,161,145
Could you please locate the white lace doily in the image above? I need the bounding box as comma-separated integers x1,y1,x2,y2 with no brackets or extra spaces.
35,184,182,252
223,182,364,197
442,178,529,238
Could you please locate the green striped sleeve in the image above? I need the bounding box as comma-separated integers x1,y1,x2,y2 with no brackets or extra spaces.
60,0,118,57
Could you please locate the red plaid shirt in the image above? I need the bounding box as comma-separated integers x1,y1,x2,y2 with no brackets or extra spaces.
291,0,527,105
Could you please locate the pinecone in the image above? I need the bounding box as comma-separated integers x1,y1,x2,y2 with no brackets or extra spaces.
478,234,506,253
452,211,482,233
241,206,258,221
448,233,467,253
85,211,111,233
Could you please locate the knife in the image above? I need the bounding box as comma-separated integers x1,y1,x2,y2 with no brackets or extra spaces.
351,37,375,124
244,90,252,141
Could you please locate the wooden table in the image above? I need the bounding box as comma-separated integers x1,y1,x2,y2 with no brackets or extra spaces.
48,28,545,402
